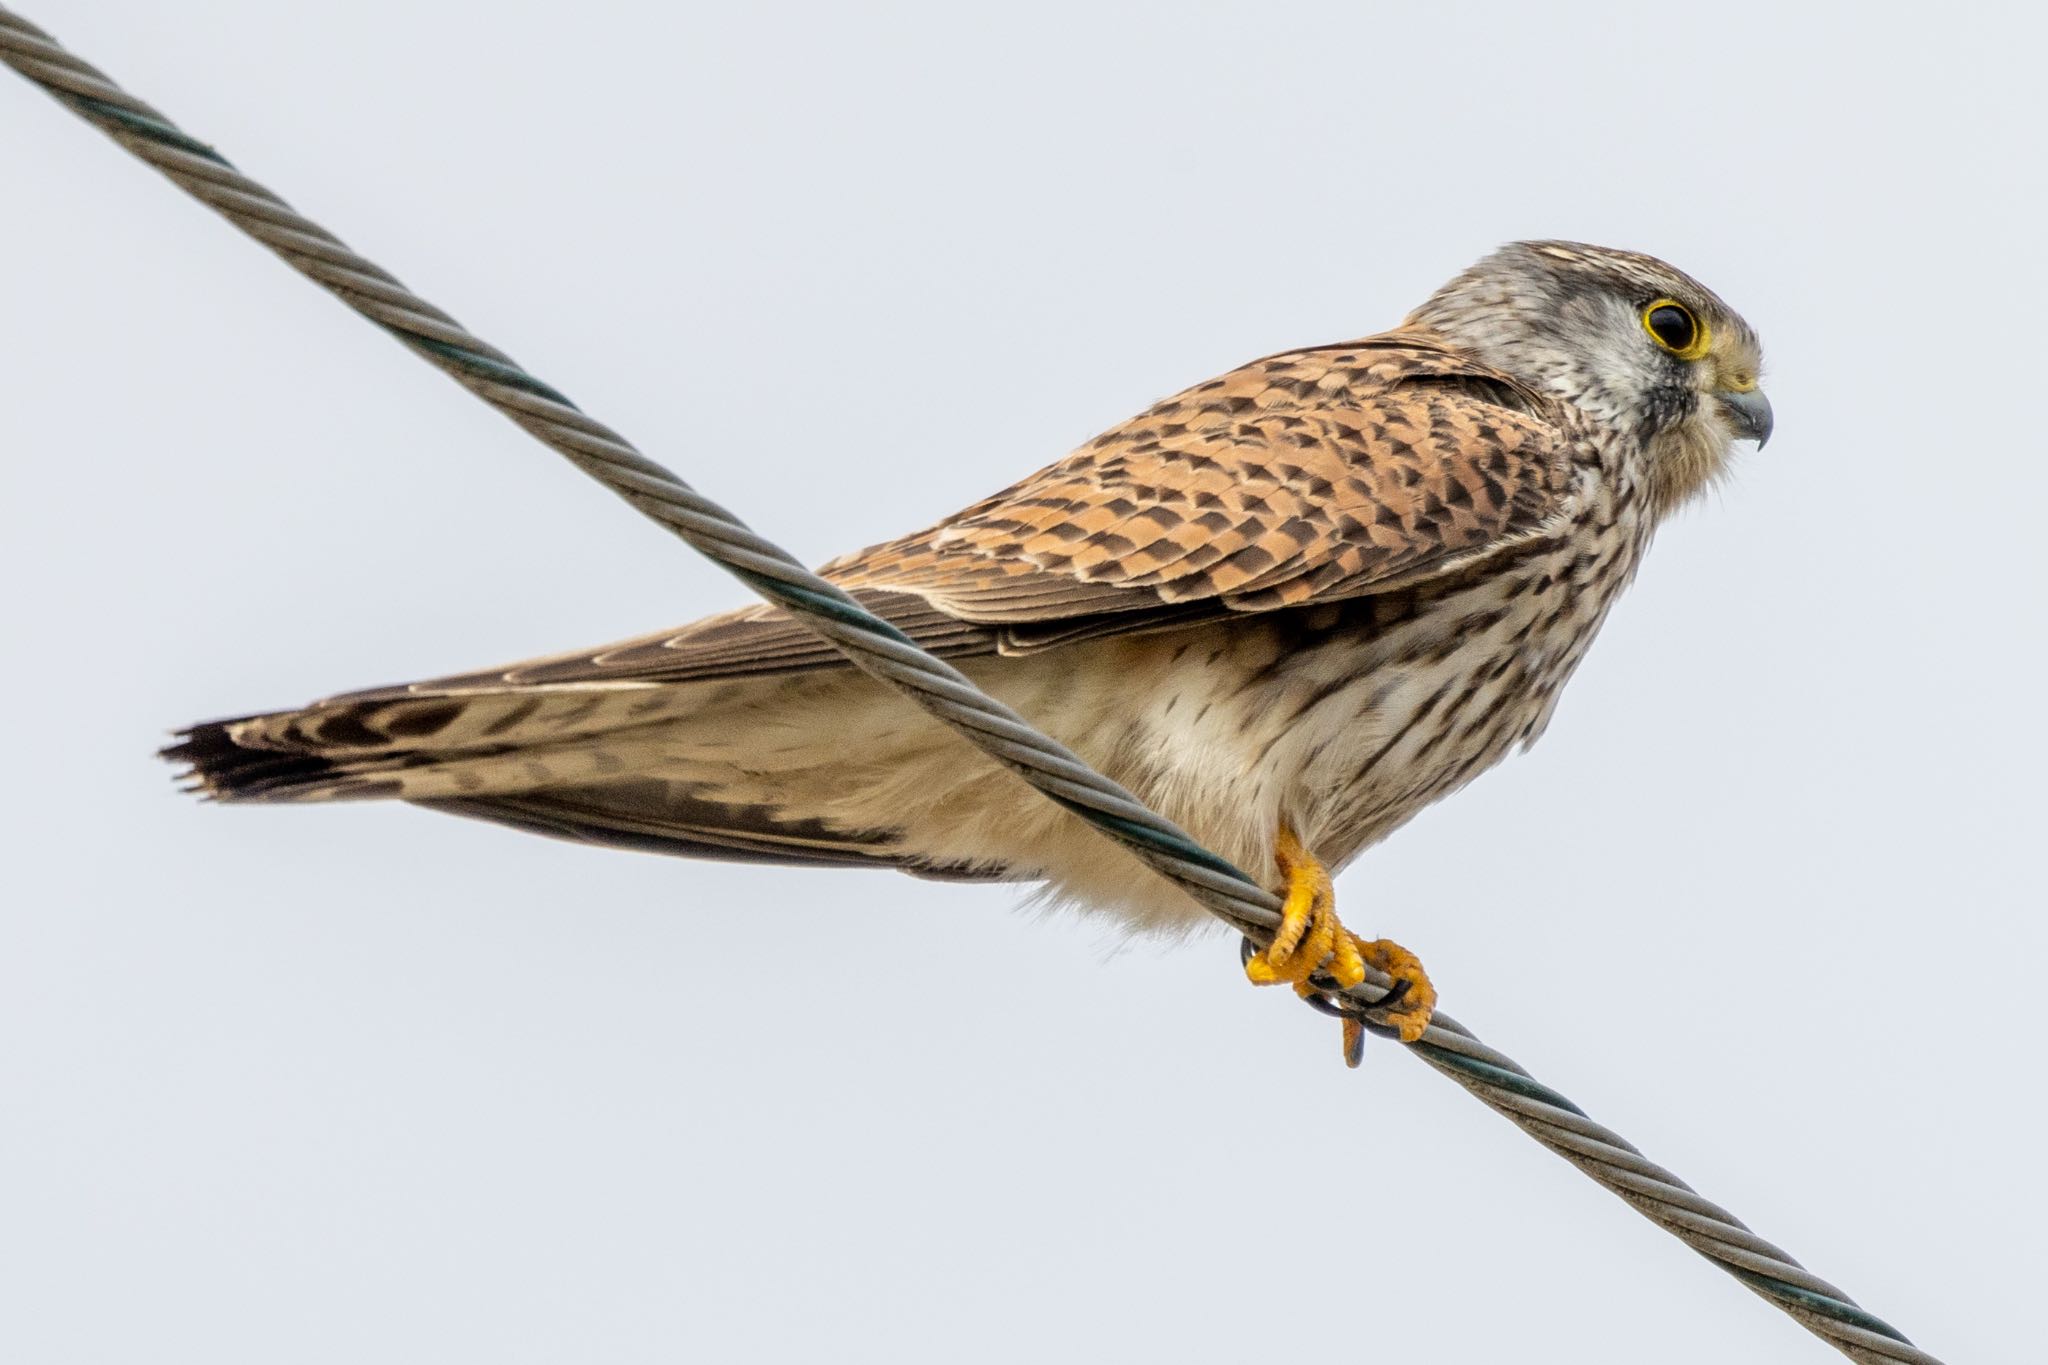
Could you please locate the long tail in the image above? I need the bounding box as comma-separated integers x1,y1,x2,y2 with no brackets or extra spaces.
163,682,1015,883
164,683,701,804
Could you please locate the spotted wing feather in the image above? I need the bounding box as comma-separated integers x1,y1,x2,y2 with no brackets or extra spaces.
822,331,1579,624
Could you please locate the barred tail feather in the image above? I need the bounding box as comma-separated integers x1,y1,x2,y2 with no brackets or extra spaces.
160,680,1022,883
163,683,701,804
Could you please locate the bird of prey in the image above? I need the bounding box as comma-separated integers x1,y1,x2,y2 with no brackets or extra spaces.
168,241,1770,1057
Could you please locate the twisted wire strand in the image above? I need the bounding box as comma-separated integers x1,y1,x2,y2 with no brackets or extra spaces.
0,12,1938,1361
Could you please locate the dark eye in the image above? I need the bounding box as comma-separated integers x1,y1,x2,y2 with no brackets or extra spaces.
1642,300,1704,357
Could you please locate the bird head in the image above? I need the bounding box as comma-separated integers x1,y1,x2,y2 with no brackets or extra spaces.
1410,240,1769,514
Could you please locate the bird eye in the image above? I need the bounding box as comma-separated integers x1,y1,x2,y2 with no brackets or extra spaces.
1642,299,1708,359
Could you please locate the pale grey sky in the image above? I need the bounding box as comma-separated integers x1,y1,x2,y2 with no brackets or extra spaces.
3,3,2041,1362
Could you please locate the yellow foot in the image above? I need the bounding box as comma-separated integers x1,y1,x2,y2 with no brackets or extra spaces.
1352,935,1436,1048
1244,826,1361,990
1243,826,1437,1059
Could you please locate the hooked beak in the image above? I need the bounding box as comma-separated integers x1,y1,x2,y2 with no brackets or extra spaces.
1717,387,1774,448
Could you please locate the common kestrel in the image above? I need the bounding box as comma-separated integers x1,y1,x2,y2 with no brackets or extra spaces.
168,241,1770,1055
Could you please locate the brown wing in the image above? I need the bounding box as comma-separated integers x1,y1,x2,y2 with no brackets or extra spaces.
822,329,1578,622
353,328,1578,699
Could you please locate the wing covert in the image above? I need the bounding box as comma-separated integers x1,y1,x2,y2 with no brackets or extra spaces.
825,330,1578,620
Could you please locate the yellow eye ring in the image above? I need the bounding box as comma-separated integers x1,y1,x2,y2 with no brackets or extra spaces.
1642,298,1711,361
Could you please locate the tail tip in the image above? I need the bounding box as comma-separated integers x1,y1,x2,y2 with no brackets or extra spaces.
159,718,345,802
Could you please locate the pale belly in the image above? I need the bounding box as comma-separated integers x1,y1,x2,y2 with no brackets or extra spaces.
950,534,1642,931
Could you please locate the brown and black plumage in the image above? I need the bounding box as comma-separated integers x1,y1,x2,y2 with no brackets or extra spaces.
169,241,1770,1046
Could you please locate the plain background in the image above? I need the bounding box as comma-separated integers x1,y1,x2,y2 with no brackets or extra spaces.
4,3,2042,1361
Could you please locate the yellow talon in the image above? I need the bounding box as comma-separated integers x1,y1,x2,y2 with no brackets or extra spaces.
1244,825,1437,1059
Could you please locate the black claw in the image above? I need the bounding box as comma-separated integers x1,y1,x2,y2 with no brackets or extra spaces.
1370,977,1413,1013
1303,971,1410,1015
1297,978,1412,1049
1300,990,1351,1020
